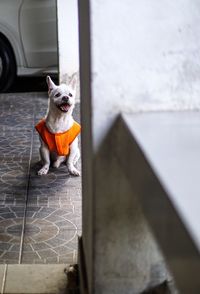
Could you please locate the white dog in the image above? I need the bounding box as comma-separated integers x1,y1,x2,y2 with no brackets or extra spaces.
35,76,81,176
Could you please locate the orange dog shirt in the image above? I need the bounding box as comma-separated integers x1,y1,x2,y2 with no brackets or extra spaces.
35,119,81,156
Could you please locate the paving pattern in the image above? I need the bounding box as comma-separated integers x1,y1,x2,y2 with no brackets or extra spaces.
0,92,81,264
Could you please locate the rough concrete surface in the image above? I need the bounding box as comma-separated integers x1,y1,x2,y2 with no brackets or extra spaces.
4,264,67,294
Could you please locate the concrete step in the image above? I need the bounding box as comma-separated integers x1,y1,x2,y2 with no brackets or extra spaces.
0,264,69,294
118,112,200,293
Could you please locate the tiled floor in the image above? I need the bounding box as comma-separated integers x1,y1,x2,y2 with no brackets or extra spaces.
0,92,81,264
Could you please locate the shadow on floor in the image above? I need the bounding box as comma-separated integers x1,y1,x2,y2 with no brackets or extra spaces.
6,76,59,93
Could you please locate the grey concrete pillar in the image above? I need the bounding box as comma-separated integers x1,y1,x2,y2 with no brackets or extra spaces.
78,0,200,293
57,0,79,100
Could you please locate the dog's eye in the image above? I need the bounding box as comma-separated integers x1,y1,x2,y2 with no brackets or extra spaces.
69,93,72,97
55,93,61,97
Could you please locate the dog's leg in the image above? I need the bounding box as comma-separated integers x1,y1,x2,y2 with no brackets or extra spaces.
53,155,66,168
67,138,80,176
73,148,80,165
38,140,50,175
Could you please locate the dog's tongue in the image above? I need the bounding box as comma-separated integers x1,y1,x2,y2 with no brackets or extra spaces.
60,104,70,111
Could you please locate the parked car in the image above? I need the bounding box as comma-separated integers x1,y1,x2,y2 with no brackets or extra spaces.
0,0,58,92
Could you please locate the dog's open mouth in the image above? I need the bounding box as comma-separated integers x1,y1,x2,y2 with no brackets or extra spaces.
57,103,71,112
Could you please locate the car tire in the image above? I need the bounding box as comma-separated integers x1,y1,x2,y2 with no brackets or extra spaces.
0,37,16,92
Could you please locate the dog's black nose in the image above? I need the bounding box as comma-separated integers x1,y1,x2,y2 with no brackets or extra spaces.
62,96,69,103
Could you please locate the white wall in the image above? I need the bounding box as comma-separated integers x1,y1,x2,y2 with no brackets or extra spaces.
57,0,79,84
91,0,200,149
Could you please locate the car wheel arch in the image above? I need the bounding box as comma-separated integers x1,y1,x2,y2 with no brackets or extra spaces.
0,32,16,65
0,33,17,91
0,25,27,69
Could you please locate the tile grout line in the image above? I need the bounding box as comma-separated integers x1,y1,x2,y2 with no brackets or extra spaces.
1,264,7,294
18,112,35,264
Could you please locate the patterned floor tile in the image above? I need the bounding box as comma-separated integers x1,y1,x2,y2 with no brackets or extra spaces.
22,228,79,264
0,216,24,263
21,207,81,263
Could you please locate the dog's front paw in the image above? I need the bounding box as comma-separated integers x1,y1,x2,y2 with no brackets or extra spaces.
38,165,49,175
68,166,80,176
53,161,61,169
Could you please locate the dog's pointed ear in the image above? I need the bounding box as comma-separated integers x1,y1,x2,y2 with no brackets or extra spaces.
69,74,77,91
46,76,56,91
